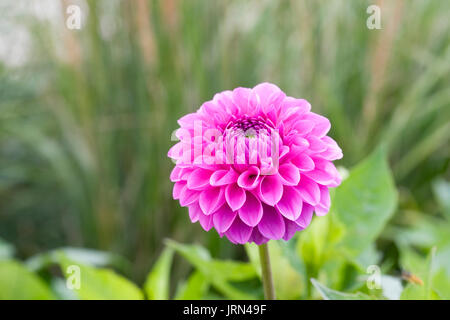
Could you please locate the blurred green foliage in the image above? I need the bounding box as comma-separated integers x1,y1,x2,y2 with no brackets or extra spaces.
0,0,449,299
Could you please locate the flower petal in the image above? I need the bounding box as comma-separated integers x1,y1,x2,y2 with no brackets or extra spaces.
258,204,285,240
170,166,182,182
198,212,214,231
225,183,246,211
296,175,320,206
238,191,263,227
210,168,238,186
307,136,328,153
283,218,303,241
225,217,253,244
199,187,225,215
291,153,315,172
179,186,200,207
237,166,260,190
315,185,331,216
293,120,315,136
213,205,237,233
278,163,300,186
303,159,341,186
249,228,269,245
295,203,314,228
259,175,283,205
275,186,303,221
308,112,331,137
173,181,186,200
188,202,202,223
187,168,212,190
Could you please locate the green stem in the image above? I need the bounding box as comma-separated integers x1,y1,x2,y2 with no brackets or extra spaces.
258,242,276,300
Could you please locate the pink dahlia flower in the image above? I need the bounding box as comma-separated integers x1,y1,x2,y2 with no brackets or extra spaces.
168,83,342,244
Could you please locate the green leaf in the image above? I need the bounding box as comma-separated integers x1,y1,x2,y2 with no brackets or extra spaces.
334,146,398,257
57,253,144,300
311,278,374,300
166,240,257,300
144,247,174,300
175,271,209,300
27,247,130,272
0,260,55,300
431,268,450,300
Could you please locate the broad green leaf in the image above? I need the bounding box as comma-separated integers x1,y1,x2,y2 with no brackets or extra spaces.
27,247,130,272
175,271,209,300
57,253,144,300
431,268,450,300
246,241,303,299
0,260,55,300
166,240,257,300
334,146,397,257
311,278,374,300
144,247,174,300
209,260,258,281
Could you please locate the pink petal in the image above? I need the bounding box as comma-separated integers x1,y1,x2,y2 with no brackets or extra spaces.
225,183,246,211
237,166,260,190
249,228,269,245
307,136,328,153
168,142,183,160
238,191,263,227
177,112,202,128
172,181,186,200
199,187,225,215
225,217,253,244
293,120,315,136
296,175,320,206
315,185,331,216
295,203,314,228
279,97,311,124
291,153,315,172
170,166,182,182
213,205,237,233
303,159,341,186
187,168,212,190
259,174,283,205
188,202,202,222
278,163,300,186
283,218,303,241
232,87,252,115
258,204,285,240
198,212,214,231
252,82,285,114
308,112,331,137
210,168,238,186
276,186,303,221
179,186,200,207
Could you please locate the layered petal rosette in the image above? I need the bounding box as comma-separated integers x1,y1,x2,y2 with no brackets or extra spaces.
168,83,342,244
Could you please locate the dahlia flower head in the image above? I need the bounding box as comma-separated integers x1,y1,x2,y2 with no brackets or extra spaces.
168,83,342,245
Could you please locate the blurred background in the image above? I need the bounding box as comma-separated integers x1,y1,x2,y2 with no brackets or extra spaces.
0,0,449,289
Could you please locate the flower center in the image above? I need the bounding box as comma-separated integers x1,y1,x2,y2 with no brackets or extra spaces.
224,117,273,138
